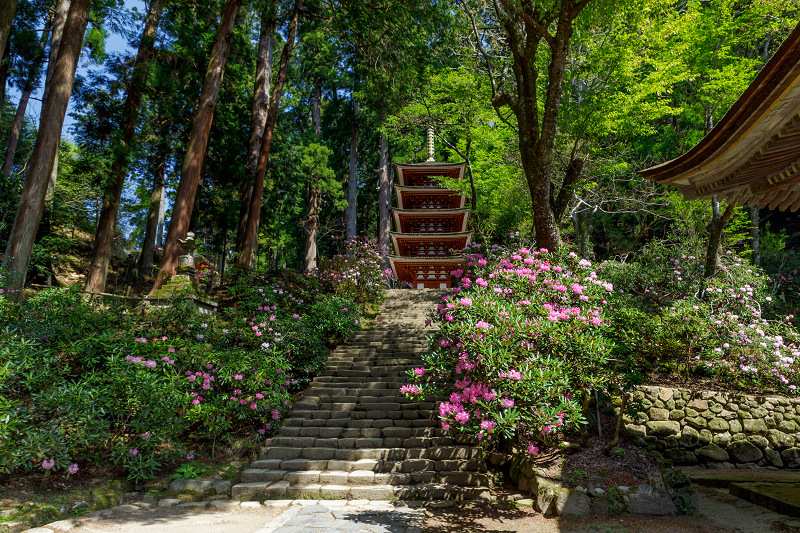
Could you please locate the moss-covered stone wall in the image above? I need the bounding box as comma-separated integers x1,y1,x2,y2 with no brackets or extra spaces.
626,386,800,469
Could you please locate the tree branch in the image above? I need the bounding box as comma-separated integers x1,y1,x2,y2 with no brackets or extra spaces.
457,0,498,97
499,0,553,45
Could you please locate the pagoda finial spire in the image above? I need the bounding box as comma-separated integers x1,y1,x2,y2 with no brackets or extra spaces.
426,127,435,162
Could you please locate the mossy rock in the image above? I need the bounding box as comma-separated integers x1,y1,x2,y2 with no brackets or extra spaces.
90,490,122,510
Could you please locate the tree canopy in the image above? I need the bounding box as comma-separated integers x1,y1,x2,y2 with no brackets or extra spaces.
0,0,798,293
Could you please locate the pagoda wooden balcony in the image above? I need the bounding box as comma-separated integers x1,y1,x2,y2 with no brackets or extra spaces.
388,256,465,289
391,208,470,234
394,186,467,210
390,231,473,257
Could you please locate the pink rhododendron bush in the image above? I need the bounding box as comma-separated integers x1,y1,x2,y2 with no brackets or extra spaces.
0,265,365,483
600,241,800,394
406,240,800,455
405,244,617,453
315,238,392,304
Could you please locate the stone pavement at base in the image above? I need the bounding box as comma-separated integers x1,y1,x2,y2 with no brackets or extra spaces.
261,502,423,533
25,500,424,533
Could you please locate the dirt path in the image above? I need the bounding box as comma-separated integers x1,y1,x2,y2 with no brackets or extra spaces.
423,487,800,533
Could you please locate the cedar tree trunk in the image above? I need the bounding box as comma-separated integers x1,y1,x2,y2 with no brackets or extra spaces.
37,0,71,194
377,109,391,260
0,46,9,124
346,102,359,240
750,205,760,266
303,182,320,270
303,76,322,270
137,146,167,277
235,2,275,257
151,0,241,291
572,205,590,258
237,0,303,268
0,0,19,82
85,0,166,293
2,17,51,176
703,196,735,279
2,0,89,291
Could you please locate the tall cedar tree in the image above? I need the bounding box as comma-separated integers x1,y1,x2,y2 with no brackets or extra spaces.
85,0,167,293
1,16,52,177
3,0,69,176
2,0,90,290
346,101,358,240
151,0,243,291
0,0,20,88
377,108,390,258
236,0,303,268
137,141,168,276
235,1,276,261
303,76,323,270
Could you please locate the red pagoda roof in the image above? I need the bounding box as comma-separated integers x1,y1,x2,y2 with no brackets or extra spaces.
395,186,467,210
395,162,466,187
388,255,465,289
390,231,473,257
392,209,470,234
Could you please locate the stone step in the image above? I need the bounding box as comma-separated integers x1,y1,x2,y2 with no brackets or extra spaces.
308,380,405,388
326,360,422,366
231,482,491,501
304,386,401,396
273,426,449,439
292,402,435,412
325,361,422,368
322,363,422,370
299,397,427,407
311,377,407,386
284,409,436,421
240,468,490,487
280,417,439,429
248,457,485,473
260,446,484,462
296,397,419,407
264,436,456,450
320,370,417,379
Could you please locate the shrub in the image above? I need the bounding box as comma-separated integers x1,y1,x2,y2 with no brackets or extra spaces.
0,267,365,481
315,238,389,304
406,244,615,454
602,242,800,393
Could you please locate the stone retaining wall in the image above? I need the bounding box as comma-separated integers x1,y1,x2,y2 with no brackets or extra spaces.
626,386,800,468
508,459,690,517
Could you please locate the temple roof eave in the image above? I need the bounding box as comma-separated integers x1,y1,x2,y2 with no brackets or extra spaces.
640,22,800,211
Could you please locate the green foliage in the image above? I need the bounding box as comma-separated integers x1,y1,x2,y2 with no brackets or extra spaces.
0,265,366,481
602,241,800,392
170,461,211,480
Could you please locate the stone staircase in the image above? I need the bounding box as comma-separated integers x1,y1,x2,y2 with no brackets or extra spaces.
231,289,491,501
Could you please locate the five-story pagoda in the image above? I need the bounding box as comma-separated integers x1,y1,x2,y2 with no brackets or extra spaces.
388,131,472,289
